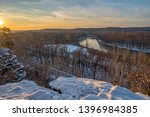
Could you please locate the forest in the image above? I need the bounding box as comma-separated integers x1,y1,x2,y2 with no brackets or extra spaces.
0,27,150,95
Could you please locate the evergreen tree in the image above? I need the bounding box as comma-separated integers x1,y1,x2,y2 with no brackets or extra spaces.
0,27,14,49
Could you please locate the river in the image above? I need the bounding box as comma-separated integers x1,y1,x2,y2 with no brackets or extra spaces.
80,37,115,53
80,37,150,54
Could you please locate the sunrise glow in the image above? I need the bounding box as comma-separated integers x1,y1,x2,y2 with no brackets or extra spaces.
0,19,4,26
0,0,149,30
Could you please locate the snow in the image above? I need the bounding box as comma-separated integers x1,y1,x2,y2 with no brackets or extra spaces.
0,48,10,56
0,77,149,100
44,44,87,53
65,45,80,53
109,86,145,100
80,38,108,52
0,80,58,100
135,92,150,100
49,77,99,99
50,77,148,100
80,37,150,53
98,39,150,54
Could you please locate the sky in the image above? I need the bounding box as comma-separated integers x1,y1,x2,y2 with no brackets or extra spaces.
0,0,150,30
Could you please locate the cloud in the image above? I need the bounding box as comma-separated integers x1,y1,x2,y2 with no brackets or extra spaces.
0,0,41,2
0,0,149,29
51,5,122,20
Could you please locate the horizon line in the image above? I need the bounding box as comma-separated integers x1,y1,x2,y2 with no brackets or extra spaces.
10,26,150,31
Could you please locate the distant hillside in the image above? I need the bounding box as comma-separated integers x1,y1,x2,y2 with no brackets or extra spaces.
13,27,150,33
75,27,150,32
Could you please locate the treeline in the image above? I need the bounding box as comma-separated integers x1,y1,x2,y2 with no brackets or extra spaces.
13,30,86,58
95,31,150,49
14,31,86,44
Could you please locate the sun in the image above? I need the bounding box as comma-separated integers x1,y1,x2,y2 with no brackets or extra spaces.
0,19,4,25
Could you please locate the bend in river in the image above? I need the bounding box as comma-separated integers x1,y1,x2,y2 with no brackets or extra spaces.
79,37,150,54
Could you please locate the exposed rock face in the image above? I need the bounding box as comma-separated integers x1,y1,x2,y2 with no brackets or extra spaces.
0,48,26,84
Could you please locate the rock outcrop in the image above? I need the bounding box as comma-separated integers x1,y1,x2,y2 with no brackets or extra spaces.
0,77,149,100
0,48,26,84
49,77,148,100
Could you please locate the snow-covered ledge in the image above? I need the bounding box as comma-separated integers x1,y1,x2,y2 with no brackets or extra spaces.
49,77,149,100
0,77,149,100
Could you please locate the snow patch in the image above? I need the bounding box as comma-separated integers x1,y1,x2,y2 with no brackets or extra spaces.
49,77,99,99
44,44,87,53
0,80,58,100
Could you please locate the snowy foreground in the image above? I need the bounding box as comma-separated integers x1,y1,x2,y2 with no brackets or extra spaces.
0,77,149,100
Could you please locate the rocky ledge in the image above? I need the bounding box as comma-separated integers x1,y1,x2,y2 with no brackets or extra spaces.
0,77,149,100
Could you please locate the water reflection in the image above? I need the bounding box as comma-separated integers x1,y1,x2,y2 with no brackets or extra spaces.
80,37,150,55
80,37,108,52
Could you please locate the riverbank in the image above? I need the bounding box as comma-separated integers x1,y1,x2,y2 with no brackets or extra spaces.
79,36,150,54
